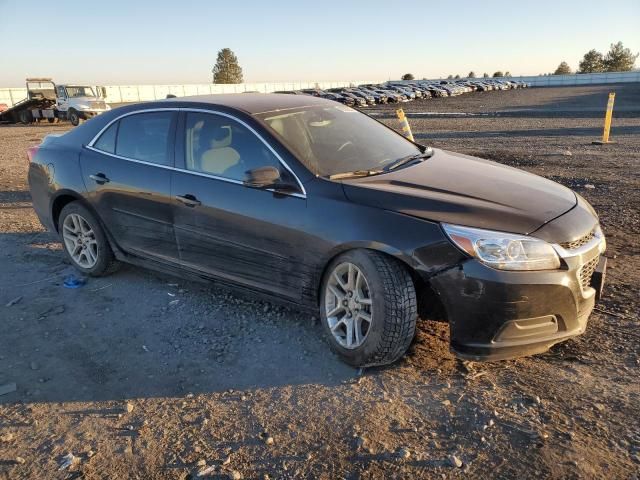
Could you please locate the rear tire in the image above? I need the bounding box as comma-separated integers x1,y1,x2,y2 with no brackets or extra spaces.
320,249,417,367
58,201,120,277
18,110,32,125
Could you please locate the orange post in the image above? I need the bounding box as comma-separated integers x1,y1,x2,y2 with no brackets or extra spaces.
396,108,414,142
593,92,615,144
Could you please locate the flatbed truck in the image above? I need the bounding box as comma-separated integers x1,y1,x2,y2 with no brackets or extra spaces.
0,78,110,126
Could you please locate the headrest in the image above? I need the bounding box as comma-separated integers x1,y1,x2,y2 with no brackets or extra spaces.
269,118,285,136
209,126,232,148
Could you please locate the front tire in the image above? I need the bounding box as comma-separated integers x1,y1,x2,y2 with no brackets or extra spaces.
58,201,119,276
320,249,417,367
68,109,81,126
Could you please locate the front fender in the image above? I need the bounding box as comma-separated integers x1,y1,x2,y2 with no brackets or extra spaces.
306,201,465,306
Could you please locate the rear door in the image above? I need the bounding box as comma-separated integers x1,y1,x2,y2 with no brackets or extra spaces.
80,110,180,262
171,110,309,301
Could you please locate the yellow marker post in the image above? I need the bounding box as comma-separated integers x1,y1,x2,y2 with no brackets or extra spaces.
593,92,615,144
396,108,414,142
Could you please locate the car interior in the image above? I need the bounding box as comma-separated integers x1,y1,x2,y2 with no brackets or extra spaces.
185,113,279,181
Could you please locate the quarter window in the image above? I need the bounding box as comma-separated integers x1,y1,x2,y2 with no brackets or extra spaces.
115,112,174,165
184,112,280,182
93,122,117,154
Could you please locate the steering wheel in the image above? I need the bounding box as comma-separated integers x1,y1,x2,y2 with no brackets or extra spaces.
337,141,354,152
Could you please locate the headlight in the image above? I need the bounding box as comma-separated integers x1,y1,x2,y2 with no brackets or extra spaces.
442,224,561,271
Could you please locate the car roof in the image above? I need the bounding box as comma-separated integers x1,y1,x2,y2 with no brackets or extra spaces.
162,93,333,115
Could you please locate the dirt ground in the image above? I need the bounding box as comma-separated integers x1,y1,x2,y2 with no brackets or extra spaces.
1,84,639,479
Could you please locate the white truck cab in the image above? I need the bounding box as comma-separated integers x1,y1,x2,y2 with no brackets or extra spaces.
54,84,111,125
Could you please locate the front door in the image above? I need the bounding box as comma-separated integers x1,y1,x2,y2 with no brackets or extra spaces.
80,110,180,262
171,110,309,301
56,85,68,112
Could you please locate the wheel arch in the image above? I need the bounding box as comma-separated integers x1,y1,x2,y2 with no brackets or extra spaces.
315,242,448,322
51,190,98,232
315,242,418,302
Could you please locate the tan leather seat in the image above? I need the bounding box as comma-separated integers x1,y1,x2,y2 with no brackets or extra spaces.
200,126,241,175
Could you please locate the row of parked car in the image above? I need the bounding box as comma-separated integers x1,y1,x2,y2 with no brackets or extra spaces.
273,79,529,107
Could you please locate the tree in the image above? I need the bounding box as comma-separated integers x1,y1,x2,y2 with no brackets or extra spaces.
603,41,638,72
468,71,476,78
401,73,415,80
504,71,511,77
447,74,453,79
492,71,503,77
578,49,605,73
212,48,244,84
454,74,461,79
553,61,572,75
483,72,489,78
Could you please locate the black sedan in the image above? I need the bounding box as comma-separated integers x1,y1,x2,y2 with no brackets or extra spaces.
28,94,606,366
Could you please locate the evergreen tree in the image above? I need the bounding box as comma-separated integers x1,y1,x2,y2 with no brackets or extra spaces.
603,41,638,72
212,48,244,84
553,62,572,75
578,49,605,73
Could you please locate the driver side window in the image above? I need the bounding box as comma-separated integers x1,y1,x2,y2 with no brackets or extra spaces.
184,112,280,182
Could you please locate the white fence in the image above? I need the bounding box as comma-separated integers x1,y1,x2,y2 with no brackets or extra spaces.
1,72,638,108
0,88,27,108
510,71,640,87
0,80,381,108
395,71,640,87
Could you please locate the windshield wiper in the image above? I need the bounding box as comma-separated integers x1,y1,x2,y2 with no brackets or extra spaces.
328,169,383,180
383,147,434,172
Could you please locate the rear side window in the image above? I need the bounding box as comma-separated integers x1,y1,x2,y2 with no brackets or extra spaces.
115,112,174,165
93,122,117,153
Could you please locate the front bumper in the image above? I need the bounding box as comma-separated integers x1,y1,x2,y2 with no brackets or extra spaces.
78,110,108,119
427,236,606,361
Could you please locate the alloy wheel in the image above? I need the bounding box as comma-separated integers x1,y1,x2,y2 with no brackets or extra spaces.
325,262,373,349
62,213,99,268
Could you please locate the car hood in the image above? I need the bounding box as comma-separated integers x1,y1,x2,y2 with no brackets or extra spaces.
341,149,577,235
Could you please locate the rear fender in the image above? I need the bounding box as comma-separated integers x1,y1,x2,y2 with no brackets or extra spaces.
49,189,124,257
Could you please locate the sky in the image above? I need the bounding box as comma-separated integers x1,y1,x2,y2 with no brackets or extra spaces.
0,0,638,87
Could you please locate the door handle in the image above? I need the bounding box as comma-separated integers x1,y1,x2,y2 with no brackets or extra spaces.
175,194,201,207
89,173,109,184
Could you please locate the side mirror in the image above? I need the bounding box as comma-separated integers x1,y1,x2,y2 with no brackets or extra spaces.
243,166,297,192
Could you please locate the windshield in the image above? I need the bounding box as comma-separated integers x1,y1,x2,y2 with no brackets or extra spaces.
65,86,96,98
255,104,422,177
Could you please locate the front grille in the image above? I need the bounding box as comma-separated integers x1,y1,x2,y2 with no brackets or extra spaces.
561,228,595,250
579,256,599,290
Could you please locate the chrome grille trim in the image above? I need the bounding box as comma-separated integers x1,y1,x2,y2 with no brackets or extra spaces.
561,229,595,250
552,225,606,259
579,256,599,291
